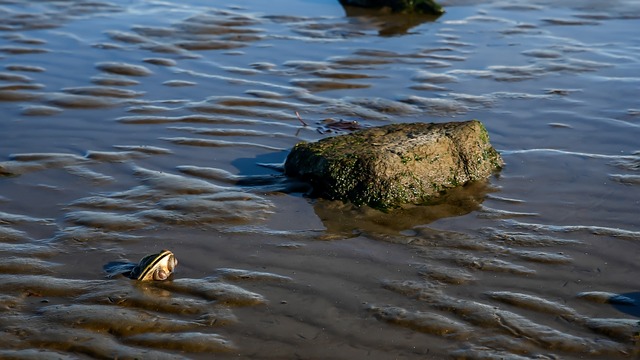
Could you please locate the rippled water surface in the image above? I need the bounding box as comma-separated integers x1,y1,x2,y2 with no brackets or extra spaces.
1,0,639,358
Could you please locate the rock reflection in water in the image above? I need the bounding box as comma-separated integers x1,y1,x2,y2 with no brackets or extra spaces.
313,180,492,235
341,4,442,36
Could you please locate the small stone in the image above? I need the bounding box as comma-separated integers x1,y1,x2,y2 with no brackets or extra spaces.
284,120,503,209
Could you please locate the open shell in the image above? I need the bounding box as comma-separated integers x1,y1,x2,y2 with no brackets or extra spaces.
132,249,178,281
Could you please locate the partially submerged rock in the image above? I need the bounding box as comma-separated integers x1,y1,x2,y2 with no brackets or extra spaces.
338,0,445,15
284,120,503,209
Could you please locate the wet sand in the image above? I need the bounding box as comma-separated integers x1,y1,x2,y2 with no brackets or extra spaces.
1,0,639,358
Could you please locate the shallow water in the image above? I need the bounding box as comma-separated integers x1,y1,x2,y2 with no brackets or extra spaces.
1,0,639,358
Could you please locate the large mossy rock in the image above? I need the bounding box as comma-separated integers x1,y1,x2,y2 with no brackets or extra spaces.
338,0,445,15
284,120,503,209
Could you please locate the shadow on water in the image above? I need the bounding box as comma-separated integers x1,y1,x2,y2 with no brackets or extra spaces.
613,292,640,318
340,5,442,36
232,151,289,177
231,151,312,193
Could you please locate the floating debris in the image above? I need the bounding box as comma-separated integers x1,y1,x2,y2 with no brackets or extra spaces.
316,118,364,134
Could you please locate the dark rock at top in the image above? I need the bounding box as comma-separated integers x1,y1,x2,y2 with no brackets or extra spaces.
338,0,445,15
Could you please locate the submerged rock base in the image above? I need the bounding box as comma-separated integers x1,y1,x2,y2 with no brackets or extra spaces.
284,120,503,209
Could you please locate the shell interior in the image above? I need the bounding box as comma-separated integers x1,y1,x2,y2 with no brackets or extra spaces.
137,249,177,281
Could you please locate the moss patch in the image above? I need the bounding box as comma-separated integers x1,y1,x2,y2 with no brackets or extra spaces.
285,120,502,209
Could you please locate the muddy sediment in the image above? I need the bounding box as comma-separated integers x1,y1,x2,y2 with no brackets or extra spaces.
0,0,639,359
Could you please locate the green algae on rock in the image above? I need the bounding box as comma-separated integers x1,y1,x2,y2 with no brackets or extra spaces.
338,0,445,15
284,120,503,209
